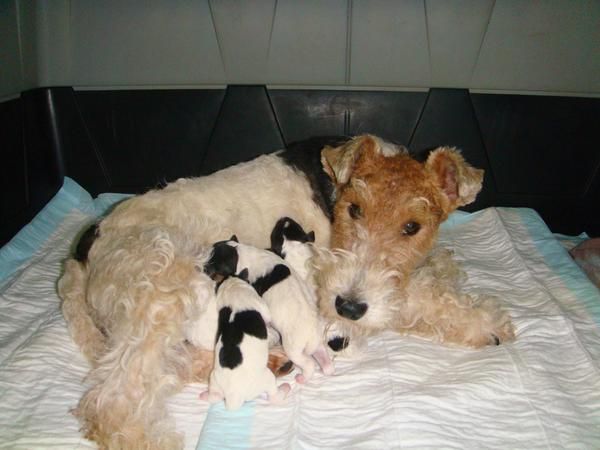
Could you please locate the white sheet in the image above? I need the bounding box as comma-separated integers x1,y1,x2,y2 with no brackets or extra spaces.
1,207,599,449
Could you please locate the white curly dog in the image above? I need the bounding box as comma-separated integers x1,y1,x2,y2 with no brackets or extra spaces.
58,134,514,449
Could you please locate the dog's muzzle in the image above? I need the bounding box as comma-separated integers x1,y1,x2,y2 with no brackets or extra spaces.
335,296,368,320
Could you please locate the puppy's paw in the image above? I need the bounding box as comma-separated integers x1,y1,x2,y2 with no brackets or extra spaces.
269,383,291,405
199,390,223,403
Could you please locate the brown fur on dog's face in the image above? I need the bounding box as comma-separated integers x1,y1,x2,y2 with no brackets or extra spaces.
322,135,484,278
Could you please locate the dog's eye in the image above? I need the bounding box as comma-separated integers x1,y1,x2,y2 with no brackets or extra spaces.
402,221,421,236
348,203,362,219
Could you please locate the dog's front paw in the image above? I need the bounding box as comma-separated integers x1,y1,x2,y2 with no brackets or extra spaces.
489,313,515,345
477,298,515,347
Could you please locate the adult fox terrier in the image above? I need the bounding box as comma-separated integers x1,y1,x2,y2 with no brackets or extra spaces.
58,134,514,449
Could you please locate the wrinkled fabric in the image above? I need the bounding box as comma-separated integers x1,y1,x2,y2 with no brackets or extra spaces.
1,207,599,449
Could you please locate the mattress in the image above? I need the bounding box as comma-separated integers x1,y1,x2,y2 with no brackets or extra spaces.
1,178,599,449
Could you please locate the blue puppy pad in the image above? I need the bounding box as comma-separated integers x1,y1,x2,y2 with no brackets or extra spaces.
196,401,256,450
0,177,96,284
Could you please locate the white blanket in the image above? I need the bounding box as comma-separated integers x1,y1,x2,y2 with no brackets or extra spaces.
1,204,599,449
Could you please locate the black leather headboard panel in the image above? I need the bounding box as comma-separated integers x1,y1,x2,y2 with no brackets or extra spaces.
0,91,66,246
0,96,28,246
1,85,599,247
471,94,600,234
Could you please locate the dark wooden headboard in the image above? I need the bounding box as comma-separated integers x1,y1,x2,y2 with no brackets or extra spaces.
1,85,599,246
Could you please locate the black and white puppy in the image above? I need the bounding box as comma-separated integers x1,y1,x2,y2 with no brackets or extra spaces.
205,236,334,383
199,270,291,410
270,217,351,355
270,217,315,282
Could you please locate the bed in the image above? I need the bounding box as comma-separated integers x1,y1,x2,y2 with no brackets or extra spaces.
1,175,599,449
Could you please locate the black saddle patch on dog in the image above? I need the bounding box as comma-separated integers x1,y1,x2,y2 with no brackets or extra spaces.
217,307,268,369
74,223,100,263
252,264,291,296
327,336,350,352
280,136,350,221
205,241,238,280
270,217,315,257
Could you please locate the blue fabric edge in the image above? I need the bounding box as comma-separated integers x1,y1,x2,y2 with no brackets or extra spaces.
0,177,96,284
196,402,256,450
0,178,134,286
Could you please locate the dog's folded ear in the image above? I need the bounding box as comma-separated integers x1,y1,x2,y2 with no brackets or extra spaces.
321,135,379,185
425,147,484,211
322,134,408,185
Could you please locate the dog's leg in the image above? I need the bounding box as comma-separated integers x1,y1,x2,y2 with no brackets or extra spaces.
311,345,335,375
261,368,291,405
58,259,106,365
75,337,189,449
74,252,204,449
398,250,515,348
267,383,291,405
399,287,515,348
181,342,214,383
284,348,316,383
199,389,224,403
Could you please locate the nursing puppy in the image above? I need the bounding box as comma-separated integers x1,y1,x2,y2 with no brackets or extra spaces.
270,217,354,356
205,237,334,383
199,271,290,410
270,216,316,282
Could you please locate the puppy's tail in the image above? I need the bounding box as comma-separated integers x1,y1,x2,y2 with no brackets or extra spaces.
58,259,106,365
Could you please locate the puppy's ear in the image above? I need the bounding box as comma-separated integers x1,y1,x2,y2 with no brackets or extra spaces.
238,268,249,282
230,235,239,243
321,135,379,185
425,147,484,212
306,231,315,243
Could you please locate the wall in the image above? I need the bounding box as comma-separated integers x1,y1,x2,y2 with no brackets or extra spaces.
0,0,26,99
2,0,599,96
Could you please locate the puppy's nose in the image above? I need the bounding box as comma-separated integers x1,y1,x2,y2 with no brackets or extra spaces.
335,296,368,320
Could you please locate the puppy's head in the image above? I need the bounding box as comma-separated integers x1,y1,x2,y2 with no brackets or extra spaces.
270,217,315,257
205,236,240,281
322,135,483,277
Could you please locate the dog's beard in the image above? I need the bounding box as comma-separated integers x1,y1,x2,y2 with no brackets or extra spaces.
312,244,401,337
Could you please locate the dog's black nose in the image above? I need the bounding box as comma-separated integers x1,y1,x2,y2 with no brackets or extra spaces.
335,296,368,320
